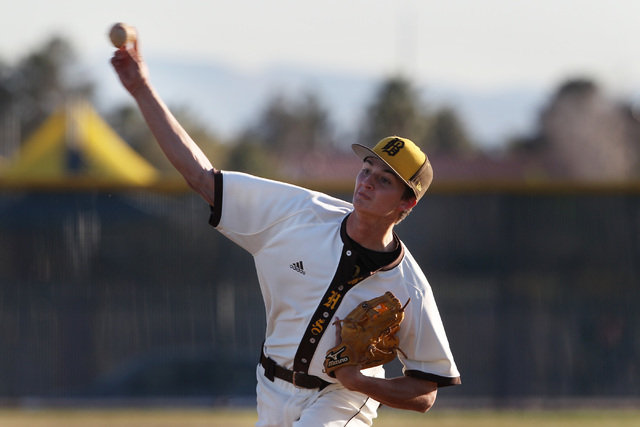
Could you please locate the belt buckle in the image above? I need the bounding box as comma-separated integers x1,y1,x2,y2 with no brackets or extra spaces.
292,371,304,388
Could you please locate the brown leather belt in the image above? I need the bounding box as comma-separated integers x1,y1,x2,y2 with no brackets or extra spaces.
260,348,331,390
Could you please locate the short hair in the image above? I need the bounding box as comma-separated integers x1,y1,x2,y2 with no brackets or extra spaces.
396,185,416,224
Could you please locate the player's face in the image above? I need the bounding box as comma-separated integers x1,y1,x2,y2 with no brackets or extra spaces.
352,157,412,219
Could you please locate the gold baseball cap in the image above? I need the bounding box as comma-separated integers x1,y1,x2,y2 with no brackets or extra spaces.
352,136,433,201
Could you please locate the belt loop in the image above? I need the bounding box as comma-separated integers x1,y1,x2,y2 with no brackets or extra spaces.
262,348,275,382
265,359,275,382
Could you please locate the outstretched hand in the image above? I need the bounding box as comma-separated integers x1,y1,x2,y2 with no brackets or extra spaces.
110,37,149,96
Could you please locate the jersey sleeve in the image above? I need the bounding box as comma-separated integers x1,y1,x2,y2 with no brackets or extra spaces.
208,171,351,255
397,256,461,387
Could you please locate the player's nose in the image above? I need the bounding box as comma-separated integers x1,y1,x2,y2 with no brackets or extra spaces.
361,173,375,189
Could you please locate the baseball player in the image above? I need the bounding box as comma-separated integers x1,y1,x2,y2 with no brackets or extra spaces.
110,33,460,427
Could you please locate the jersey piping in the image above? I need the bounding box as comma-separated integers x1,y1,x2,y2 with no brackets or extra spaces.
292,216,404,374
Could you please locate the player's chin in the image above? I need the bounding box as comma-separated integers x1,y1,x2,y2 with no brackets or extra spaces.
351,198,370,212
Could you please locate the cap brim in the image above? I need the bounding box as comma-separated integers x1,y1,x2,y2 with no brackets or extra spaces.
351,143,412,189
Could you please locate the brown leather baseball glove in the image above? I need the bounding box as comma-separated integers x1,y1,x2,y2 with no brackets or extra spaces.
324,291,409,377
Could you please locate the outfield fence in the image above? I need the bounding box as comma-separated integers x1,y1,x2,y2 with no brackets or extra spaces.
0,183,638,405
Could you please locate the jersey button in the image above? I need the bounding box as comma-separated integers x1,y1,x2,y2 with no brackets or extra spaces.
346,250,352,256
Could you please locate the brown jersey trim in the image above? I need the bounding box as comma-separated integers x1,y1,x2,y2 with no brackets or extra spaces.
208,170,224,228
340,213,405,271
405,369,461,387
293,217,371,373
292,215,407,374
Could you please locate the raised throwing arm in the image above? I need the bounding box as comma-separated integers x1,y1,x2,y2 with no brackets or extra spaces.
110,34,217,205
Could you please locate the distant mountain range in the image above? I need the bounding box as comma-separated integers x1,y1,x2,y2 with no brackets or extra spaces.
93,54,551,150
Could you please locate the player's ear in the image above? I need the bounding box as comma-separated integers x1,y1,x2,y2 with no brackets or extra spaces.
398,197,417,211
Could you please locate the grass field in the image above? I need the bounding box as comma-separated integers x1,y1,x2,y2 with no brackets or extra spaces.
1,408,639,427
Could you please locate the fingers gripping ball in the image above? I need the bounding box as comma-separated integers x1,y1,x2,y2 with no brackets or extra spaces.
109,22,136,48
324,291,410,377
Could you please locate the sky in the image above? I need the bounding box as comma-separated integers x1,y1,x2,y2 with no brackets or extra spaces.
3,0,640,144
3,0,640,90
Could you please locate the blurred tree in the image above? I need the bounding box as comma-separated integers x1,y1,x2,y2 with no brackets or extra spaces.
425,106,474,155
108,104,227,177
226,131,279,178
0,59,19,159
506,133,544,154
0,36,93,137
359,75,476,156
0,60,12,110
225,89,334,177
243,89,334,153
359,76,429,146
107,105,157,164
0,35,97,163
510,78,640,181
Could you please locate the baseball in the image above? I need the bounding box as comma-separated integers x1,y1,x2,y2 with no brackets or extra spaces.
109,22,136,48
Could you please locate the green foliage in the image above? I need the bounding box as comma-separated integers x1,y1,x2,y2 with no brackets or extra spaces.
1,35,479,177
359,76,430,145
222,89,336,177
18,37,74,100
107,105,164,170
241,90,334,153
359,76,476,155
0,36,92,137
225,131,279,177
425,106,474,154
107,104,228,176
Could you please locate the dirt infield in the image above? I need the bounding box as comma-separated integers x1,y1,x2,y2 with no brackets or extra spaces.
1,408,640,427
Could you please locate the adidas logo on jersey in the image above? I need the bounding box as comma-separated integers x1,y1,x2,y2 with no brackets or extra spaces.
290,261,306,275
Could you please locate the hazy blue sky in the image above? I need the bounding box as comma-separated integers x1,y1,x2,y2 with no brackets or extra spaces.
4,0,640,93
4,0,640,147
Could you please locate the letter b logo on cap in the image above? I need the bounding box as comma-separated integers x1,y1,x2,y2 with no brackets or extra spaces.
381,138,405,156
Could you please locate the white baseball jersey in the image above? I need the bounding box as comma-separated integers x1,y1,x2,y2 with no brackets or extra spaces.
209,171,460,387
